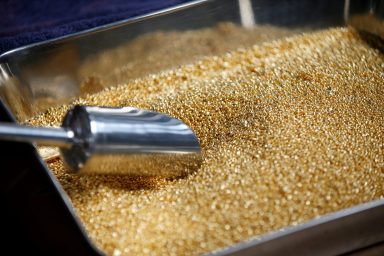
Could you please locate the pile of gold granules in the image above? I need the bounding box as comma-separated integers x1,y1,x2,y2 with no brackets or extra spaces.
27,27,384,255
78,23,296,94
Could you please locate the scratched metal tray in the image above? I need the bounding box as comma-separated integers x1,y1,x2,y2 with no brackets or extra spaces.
0,0,383,255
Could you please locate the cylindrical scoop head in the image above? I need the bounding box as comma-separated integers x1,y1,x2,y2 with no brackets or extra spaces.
60,105,202,177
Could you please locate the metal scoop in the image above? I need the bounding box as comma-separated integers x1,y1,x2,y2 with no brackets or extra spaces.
0,105,202,177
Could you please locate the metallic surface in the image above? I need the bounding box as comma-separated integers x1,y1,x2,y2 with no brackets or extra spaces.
347,0,384,40
61,105,201,176
0,123,74,147
0,0,382,255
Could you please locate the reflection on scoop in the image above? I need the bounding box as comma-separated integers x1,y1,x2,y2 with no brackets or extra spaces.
61,105,202,177
0,105,202,177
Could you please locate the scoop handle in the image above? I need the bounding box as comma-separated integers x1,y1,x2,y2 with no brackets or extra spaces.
0,122,74,147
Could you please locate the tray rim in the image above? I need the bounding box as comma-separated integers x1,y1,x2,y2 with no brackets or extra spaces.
211,199,384,255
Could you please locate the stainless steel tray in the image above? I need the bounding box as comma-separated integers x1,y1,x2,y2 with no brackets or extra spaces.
0,0,383,255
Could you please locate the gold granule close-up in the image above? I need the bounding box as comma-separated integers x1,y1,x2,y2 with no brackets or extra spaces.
28,27,384,255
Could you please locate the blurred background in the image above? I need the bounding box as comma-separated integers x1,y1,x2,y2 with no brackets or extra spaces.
0,0,192,54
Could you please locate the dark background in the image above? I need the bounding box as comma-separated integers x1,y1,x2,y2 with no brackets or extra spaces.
0,0,191,54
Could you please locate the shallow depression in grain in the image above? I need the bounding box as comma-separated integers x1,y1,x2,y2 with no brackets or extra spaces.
28,27,384,255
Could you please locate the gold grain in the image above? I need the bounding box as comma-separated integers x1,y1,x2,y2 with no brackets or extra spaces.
28,27,384,255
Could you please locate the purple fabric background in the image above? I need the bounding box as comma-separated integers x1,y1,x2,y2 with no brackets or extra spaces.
0,0,191,54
